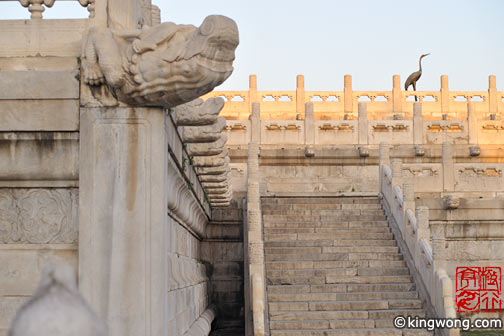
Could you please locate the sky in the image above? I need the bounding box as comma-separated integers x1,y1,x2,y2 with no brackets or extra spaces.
1,0,503,92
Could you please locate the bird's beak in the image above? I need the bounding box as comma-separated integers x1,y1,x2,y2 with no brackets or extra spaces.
424,53,430,57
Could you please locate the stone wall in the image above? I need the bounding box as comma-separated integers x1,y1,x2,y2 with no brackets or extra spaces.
0,53,80,335
203,200,245,334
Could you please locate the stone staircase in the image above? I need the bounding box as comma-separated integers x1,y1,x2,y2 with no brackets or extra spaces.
262,196,432,336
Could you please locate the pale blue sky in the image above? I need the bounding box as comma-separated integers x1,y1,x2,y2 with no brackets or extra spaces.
2,1,503,91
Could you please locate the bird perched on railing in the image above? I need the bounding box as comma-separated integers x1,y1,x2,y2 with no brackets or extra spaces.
405,53,430,101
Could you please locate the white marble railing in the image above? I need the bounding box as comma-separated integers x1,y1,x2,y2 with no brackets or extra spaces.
0,0,94,19
380,151,459,336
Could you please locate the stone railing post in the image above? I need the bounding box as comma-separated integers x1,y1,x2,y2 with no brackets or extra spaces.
344,75,353,115
249,75,258,117
305,102,314,145
413,102,423,145
431,223,447,272
391,158,402,187
489,75,497,114
415,206,430,275
296,75,305,117
467,102,478,145
358,102,368,145
379,142,390,192
416,206,430,243
403,180,415,214
246,142,266,336
250,102,261,144
441,75,450,115
392,74,402,113
442,142,455,192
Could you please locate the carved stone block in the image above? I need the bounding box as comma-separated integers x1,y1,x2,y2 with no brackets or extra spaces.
175,98,225,126
0,188,78,244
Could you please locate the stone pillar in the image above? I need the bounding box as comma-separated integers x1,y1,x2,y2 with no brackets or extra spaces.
416,206,430,242
431,223,446,270
249,75,258,115
489,75,497,114
403,181,415,213
441,75,450,115
391,158,402,187
250,102,261,144
358,102,368,145
413,102,423,145
442,142,454,192
107,0,142,29
246,142,266,336
467,102,478,145
305,102,314,145
393,74,402,113
79,107,168,336
344,75,353,115
378,142,390,191
296,75,305,116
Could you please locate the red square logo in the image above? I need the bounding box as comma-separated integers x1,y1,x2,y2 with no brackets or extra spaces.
456,267,502,313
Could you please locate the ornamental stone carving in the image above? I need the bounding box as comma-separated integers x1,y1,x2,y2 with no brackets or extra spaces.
0,189,78,244
82,15,239,108
181,117,226,143
186,134,227,156
175,98,225,126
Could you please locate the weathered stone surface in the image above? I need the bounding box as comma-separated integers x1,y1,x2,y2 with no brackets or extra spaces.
0,100,79,131
0,133,79,187
175,98,224,126
0,188,78,244
0,71,79,100
186,134,227,156
82,16,239,108
181,117,226,143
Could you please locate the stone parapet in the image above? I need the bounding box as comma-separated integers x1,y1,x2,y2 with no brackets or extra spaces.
204,74,504,121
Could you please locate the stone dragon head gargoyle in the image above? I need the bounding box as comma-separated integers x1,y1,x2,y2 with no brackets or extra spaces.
82,15,239,108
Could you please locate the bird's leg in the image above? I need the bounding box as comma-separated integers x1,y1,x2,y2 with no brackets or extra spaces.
413,82,418,101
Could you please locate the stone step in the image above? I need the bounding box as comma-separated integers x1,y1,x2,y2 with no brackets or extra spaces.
265,252,403,262
326,275,413,284
266,260,405,270
369,309,426,319
267,283,416,295
270,320,432,334
267,291,418,302
262,209,386,216
263,214,388,222
296,232,394,240
269,328,405,336
268,275,413,286
263,233,393,241
305,299,423,311
261,203,383,211
269,310,369,321
263,221,390,229
261,197,380,205
265,246,398,255
264,223,392,233
265,239,397,248
270,319,374,330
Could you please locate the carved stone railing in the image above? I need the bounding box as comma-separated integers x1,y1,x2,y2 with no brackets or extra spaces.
203,74,503,122
244,122,267,336
0,0,95,19
379,147,459,336
219,100,504,147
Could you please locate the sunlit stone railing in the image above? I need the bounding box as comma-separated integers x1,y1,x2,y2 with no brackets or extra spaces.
203,74,503,121
380,147,459,336
0,0,94,19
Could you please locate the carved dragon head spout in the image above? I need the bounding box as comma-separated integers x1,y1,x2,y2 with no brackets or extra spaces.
83,15,239,108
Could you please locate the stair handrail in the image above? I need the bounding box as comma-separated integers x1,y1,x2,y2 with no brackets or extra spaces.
380,158,459,336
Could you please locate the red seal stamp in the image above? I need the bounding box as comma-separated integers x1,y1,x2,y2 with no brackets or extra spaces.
456,267,502,313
